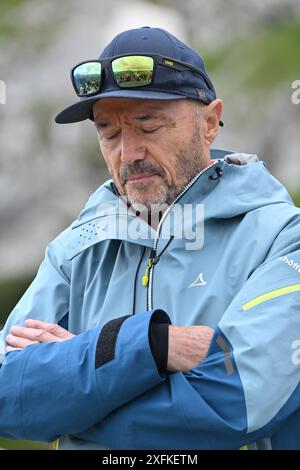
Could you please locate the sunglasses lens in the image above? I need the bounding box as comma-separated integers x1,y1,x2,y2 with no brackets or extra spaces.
112,56,154,87
73,62,101,95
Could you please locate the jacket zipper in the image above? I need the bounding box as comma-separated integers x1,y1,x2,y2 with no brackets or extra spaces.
145,160,219,311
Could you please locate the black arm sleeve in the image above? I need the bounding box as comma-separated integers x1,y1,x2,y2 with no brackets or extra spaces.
149,322,169,373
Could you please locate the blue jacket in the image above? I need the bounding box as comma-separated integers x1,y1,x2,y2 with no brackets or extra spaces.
1,149,300,450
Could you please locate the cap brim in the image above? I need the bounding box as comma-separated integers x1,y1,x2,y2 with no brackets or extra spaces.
55,90,186,124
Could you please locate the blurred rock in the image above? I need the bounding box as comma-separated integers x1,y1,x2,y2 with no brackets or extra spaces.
161,0,300,46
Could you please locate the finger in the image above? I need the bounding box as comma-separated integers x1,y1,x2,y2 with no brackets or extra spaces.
10,326,59,343
6,334,38,349
6,346,22,353
24,319,72,340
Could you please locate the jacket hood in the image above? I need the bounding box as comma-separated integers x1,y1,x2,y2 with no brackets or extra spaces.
204,152,295,220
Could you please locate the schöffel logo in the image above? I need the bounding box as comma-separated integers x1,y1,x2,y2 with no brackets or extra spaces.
279,255,300,273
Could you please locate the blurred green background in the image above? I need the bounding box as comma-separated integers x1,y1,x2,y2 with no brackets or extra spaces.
0,0,299,450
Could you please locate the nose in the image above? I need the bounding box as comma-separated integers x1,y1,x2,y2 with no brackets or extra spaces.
120,128,146,164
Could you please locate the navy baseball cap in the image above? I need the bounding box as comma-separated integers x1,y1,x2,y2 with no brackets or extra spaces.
55,26,222,125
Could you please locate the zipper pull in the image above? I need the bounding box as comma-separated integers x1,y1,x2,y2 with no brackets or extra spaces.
142,258,153,287
142,249,156,287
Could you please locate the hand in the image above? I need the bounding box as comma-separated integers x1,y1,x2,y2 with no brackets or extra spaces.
167,325,213,373
5,319,75,352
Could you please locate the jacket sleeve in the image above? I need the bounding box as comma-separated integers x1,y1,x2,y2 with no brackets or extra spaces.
0,218,172,442
0,308,170,442
74,214,300,449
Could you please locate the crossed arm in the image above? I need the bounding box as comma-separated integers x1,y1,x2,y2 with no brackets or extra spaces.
2,214,300,448
5,319,213,373
2,267,300,449
0,308,219,445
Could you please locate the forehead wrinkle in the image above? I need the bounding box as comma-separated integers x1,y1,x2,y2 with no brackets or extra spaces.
94,99,178,125
96,112,171,129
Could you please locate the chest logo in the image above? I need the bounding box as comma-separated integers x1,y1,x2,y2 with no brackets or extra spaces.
188,272,207,288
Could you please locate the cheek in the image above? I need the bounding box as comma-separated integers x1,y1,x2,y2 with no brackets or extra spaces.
164,163,178,184
100,143,118,176
103,155,113,175
152,142,179,182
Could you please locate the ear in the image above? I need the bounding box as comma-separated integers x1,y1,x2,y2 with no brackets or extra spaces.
203,99,223,145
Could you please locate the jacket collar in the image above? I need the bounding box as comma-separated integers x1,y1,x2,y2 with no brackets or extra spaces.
67,149,233,259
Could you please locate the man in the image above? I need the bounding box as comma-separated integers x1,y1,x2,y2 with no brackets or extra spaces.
1,26,300,450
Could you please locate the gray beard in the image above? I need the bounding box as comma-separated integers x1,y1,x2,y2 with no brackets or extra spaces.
118,128,207,213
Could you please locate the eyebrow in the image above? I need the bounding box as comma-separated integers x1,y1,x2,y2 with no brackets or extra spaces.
134,113,169,122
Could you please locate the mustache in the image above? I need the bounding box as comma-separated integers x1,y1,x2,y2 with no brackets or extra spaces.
119,161,165,184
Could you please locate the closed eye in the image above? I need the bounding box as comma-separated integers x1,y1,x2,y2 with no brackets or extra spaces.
103,131,120,141
142,127,161,134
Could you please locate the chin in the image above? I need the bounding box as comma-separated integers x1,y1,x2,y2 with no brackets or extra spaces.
126,181,170,208
129,194,167,212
